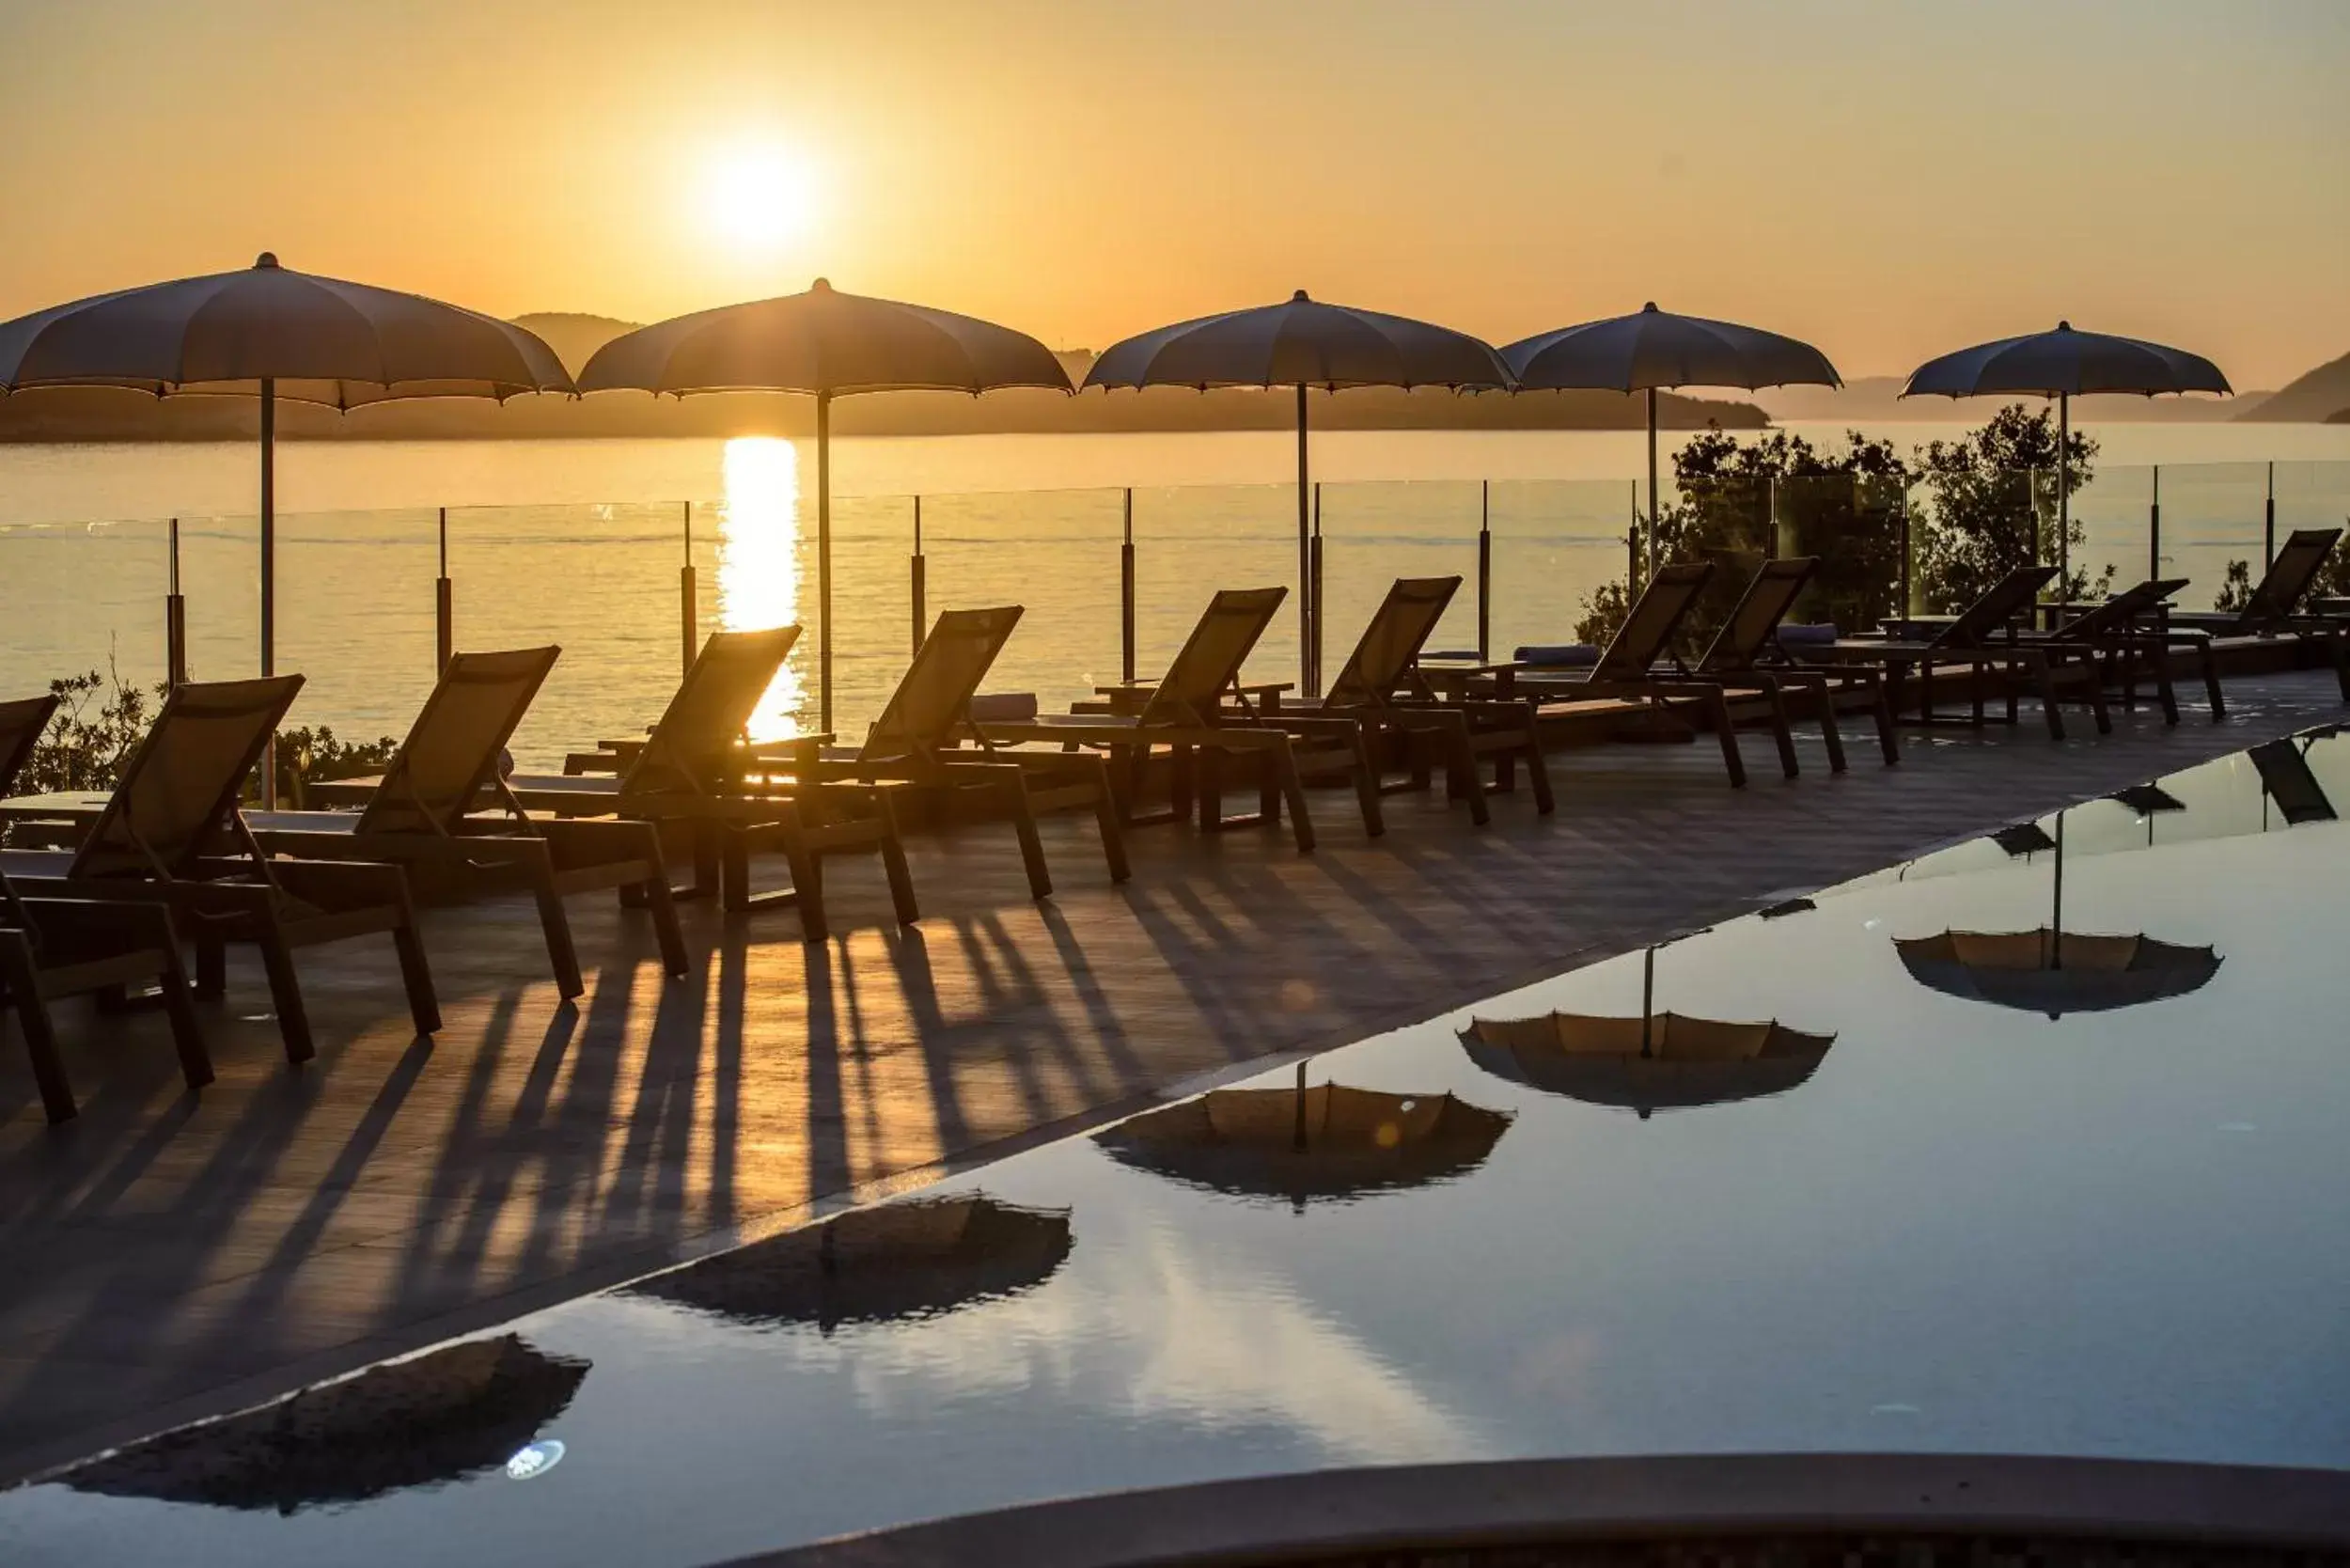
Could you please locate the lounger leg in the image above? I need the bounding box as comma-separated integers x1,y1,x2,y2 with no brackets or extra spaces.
1444,725,1486,826
1521,729,1556,815
1803,676,1849,773
1271,740,1316,852
1086,760,1133,883
877,797,922,929
2029,654,2068,741
256,926,318,1063
193,927,227,999
1006,775,1054,901
642,873,691,979
2,945,77,1125
1346,732,1390,836
2333,629,2350,702
2079,652,2112,734
389,911,443,1038
526,863,587,1000
1762,679,1800,778
154,945,213,1093
1700,688,1747,787
2152,644,2181,726
2199,643,2226,720
768,829,827,942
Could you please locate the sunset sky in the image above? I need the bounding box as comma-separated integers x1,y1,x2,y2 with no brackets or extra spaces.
3,0,2344,385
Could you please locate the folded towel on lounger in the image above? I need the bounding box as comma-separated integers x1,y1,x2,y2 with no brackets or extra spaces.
1512,644,1602,667
967,691,1040,722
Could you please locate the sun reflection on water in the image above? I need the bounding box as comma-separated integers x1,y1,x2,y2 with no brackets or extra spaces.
718,437,807,740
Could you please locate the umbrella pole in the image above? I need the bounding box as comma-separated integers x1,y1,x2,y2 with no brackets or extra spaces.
2051,810,2065,970
2057,391,2071,611
1296,384,1313,698
165,516,186,687
1478,479,1491,662
910,495,926,658
819,390,835,732
1639,945,1654,1057
1309,482,1324,695
1645,387,1659,588
680,501,697,676
1120,488,1136,684
258,377,277,808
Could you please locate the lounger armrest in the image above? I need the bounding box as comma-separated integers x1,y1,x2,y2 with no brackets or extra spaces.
9,894,180,958
266,856,415,913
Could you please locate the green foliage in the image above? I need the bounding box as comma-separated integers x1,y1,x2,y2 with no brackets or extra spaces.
1911,404,2107,611
22,666,159,794
2213,559,2254,613
1572,424,1909,649
274,726,401,808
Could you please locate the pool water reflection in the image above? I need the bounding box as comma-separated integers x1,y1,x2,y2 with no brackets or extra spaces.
7,729,2350,1565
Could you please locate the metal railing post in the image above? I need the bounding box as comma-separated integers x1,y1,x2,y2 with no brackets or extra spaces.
1628,481,1640,592
2265,461,2276,569
1308,481,1324,698
1120,488,1136,684
1477,478,1492,662
434,505,454,674
910,494,927,657
679,500,697,676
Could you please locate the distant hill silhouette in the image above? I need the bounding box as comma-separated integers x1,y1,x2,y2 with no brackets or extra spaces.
1755,374,2255,423
0,313,1770,440
2235,349,2350,422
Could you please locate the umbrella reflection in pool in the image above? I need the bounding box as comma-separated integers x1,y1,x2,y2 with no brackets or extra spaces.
629,1194,1072,1334
1095,1065,1511,1210
1896,808,2221,1018
1460,946,1834,1119
65,1333,588,1514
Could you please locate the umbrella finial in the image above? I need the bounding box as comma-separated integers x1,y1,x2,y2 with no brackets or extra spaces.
254,252,280,270
2056,319,2072,332
1642,301,1659,313
1291,289,1310,303
811,276,833,293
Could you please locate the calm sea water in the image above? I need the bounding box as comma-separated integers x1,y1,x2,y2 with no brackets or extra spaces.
4,424,2347,765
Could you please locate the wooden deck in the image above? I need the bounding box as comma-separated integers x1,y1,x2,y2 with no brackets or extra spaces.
3,670,2343,1483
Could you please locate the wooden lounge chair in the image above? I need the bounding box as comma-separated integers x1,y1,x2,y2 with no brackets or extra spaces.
2166,528,2350,701
2025,578,2223,725
975,588,1323,851
788,606,1130,894
1278,576,1554,824
1685,557,1899,775
4,870,211,1124
1792,565,2108,741
1,651,694,996
449,627,918,942
1499,561,1756,786
0,675,442,1063
0,693,58,797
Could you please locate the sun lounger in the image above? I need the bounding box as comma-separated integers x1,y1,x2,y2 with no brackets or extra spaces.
1,651,694,996
1275,576,1554,824
2169,527,2342,637
0,675,442,1063
454,627,917,941
3,869,211,1124
974,588,1323,851
2024,577,2224,724
1497,561,1756,786
1685,557,1899,774
0,693,58,795
781,606,1130,894
1791,565,2107,741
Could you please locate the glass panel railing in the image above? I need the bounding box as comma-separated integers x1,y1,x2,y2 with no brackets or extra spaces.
1906,466,2041,616
2,513,176,698
1484,478,1637,656
911,486,1126,717
2067,462,2152,599
1311,480,1485,671
2151,461,2268,613
2271,460,2350,601
1129,483,1300,695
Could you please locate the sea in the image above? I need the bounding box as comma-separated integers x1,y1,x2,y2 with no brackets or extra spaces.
5,422,2347,766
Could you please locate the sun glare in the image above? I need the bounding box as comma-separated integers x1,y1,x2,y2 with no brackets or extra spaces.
698,143,822,256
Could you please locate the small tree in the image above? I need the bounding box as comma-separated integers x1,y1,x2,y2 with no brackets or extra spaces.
1911,404,2106,611
21,666,157,794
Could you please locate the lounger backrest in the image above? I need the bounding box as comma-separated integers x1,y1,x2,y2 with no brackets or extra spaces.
621,626,801,796
1325,577,1461,707
860,607,1025,761
1697,558,1818,673
0,693,60,795
2240,528,2341,627
353,647,560,834
2249,737,2337,824
69,675,304,880
1141,588,1288,726
1937,565,2060,649
2052,578,2188,642
1594,562,1715,677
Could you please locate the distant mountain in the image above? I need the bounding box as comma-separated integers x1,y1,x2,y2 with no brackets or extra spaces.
509,312,640,376
2327,407,2350,425
1753,375,2253,424
2235,350,2350,422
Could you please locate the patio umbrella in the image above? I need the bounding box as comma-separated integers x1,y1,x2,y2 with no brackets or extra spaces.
1085,292,1512,696
0,253,573,799
1094,1064,1511,1210
1501,305,1841,585
628,1194,1072,1333
1900,322,2231,605
1460,944,1834,1117
66,1333,588,1513
1895,809,2222,1017
578,279,1072,731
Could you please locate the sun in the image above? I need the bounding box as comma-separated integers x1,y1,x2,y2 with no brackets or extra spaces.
698,143,822,256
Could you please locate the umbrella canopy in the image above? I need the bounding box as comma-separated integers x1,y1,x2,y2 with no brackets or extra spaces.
1501,304,1841,585
65,1333,588,1513
1896,929,2222,1017
579,279,1070,729
1460,1011,1836,1116
1900,321,2230,606
627,1194,1072,1333
1094,1078,1511,1208
1086,292,1512,695
0,253,573,799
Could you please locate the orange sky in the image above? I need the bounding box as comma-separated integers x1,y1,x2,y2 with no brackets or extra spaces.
3,0,2345,386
